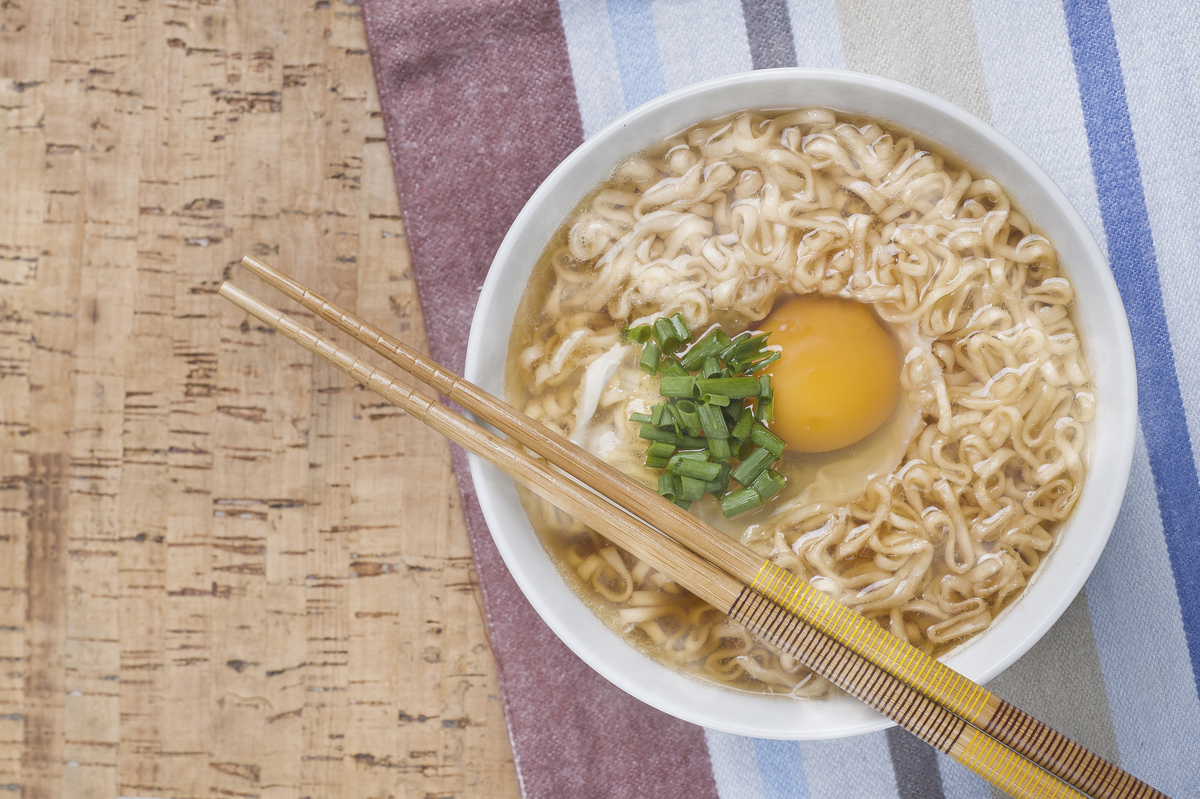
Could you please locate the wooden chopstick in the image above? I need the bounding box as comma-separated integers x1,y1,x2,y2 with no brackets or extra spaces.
218,279,1091,799
226,259,1169,799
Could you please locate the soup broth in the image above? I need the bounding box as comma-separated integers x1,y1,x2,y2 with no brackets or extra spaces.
505,108,1093,698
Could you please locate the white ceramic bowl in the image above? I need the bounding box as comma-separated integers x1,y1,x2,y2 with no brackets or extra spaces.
464,69,1136,739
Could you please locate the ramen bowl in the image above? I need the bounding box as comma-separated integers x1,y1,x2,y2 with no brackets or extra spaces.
463,69,1136,739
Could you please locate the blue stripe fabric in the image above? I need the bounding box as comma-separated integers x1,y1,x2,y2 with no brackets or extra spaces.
552,0,1200,795
752,739,808,799
1062,0,1200,696
604,0,668,109
1106,0,1200,473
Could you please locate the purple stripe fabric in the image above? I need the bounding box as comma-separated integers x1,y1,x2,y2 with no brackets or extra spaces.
358,2,721,797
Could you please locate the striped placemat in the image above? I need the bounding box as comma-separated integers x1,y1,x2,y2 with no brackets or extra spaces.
360,1,1200,796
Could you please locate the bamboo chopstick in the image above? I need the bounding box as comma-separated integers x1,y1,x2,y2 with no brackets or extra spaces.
225,260,1170,799
218,279,1090,799
237,255,1164,799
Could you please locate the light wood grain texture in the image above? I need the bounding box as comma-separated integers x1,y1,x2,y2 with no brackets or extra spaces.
0,2,520,797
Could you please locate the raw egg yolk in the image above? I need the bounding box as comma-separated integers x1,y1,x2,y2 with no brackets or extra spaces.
758,296,901,453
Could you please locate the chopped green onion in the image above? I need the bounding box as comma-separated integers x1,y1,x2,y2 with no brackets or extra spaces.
645,454,670,469
669,313,690,341
730,411,754,443
629,318,788,513
658,473,679,502
622,324,653,344
639,424,677,445
724,332,771,364
721,487,763,517
659,375,696,398
751,350,781,373
646,441,676,459
679,476,707,502
679,327,731,370
653,317,688,354
658,359,688,377
731,446,774,486
697,402,729,440
671,400,702,437
670,458,721,482
749,423,786,458
650,403,670,426
639,342,662,375
723,331,753,351
696,376,761,398
755,397,775,424
707,436,732,462
751,469,786,501
712,463,732,492
667,450,709,468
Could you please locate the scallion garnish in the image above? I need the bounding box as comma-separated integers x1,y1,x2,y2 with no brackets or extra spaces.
679,476,707,502
639,341,662,375
720,486,764,517
679,328,731,370
730,411,754,443
671,457,722,482
622,324,653,345
696,402,729,440
672,400,702,436
751,469,786,501
646,441,676,459
631,315,788,516
659,375,696,398
696,376,761,398
749,423,786,458
730,446,774,487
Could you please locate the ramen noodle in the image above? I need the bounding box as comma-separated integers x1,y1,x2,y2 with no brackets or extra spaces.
506,108,1093,698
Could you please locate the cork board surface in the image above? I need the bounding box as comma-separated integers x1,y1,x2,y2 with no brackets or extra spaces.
0,1,521,797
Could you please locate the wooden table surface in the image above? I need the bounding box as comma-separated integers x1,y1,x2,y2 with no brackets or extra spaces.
1,2,522,797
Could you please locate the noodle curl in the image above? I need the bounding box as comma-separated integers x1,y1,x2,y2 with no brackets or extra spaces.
508,109,1093,698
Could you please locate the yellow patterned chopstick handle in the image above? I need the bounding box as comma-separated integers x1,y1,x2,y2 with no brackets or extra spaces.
750,561,993,720
751,561,1169,799
952,728,1085,799
728,587,1085,799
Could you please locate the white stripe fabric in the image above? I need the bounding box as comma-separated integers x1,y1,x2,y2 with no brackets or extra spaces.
1085,426,1200,797
551,1,1200,795
557,0,627,138
652,0,754,90
782,0,845,69
970,0,1107,253
797,735,899,797
704,728,771,799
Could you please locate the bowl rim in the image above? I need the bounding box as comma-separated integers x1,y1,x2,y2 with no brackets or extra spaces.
464,67,1137,739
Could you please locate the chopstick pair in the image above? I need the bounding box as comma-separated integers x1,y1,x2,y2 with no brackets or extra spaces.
221,256,1165,799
